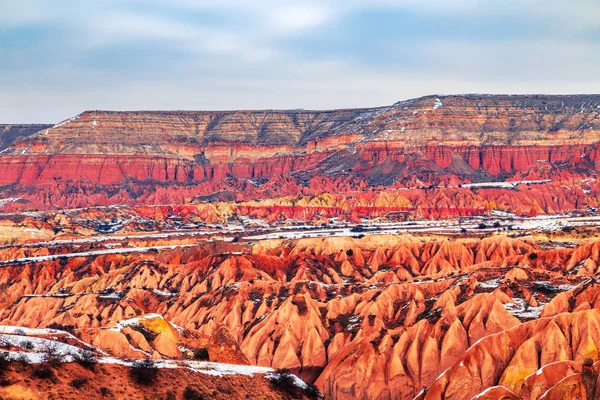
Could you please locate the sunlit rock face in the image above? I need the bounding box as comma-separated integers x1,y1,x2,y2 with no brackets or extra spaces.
3,233,600,398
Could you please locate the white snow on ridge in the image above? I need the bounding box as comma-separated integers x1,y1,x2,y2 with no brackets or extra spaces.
462,180,550,189
0,326,65,336
471,386,518,399
0,333,82,356
11,229,223,249
502,298,544,319
433,98,443,110
479,278,500,289
0,244,194,266
0,325,97,351
0,324,305,382
108,313,164,332
1,350,279,378
87,357,279,378
533,281,578,292
52,114,81,129
0,198,23,207
153,289,176,297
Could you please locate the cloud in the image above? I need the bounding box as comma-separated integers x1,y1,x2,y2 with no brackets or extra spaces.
1,0,599,122
268,4,333,33
84,11,201,44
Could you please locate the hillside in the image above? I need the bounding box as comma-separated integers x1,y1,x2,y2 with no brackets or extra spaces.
0,124,53,152
1,95,599,216
2,95,600,399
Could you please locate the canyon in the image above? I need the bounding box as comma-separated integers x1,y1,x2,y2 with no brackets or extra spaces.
1,94,600,399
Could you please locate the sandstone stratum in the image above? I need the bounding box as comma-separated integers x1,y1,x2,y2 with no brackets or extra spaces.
1,95,600,215
2,94,600,400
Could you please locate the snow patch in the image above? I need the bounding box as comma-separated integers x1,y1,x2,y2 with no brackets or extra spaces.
109,313,164,332
0,198,23,207
52,114,81,129
462,179,550,189
266,371,308,389
0,244,195,266
479,278,500,289
153,289,177,297
502,298,544,320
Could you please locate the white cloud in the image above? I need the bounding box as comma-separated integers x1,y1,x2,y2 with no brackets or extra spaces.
0,0,50,27
1,0,600,122
3,64,600,123
85,11,200,45
268,4,332,33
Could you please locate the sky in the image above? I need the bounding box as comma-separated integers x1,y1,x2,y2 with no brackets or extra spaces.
1,0,600,122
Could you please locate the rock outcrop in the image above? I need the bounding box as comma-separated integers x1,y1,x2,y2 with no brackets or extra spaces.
1,95,600,215
2,233,600,398
3,94,600,399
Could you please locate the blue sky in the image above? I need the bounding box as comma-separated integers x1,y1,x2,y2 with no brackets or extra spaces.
1,0,600,122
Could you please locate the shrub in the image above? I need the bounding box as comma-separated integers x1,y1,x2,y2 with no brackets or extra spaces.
183,386,206,400
131,323,158,342
0,352,10,375
99,387,111,396
21,340,34,350
270,369,322,399
47,323,76,335
15,353,30,365
32,364,55,379
130,359,158,385
248,287,263,303
42,342,64,367
477,223,487,229
72,349,98,370
164,391,176,400
193,348,209,361
270,368,300,398
70,377,89,389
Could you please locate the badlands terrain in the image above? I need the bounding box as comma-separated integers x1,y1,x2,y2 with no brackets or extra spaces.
1,94,600,399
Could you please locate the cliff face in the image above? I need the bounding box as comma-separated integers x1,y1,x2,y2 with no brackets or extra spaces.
1,95,599,214
12,95,600,156
2,96,600,184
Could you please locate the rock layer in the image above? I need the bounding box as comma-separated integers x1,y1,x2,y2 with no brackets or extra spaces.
1,95,600,213
2,234,600,398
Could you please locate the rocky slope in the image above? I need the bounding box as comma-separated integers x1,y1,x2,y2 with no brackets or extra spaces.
0,361,290,400
0,124,52,152
0,95,600,223
1,95,600,215
3,95,600,400
3,231,600,399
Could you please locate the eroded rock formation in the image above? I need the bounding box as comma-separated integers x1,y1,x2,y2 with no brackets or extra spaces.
1,234,600,398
